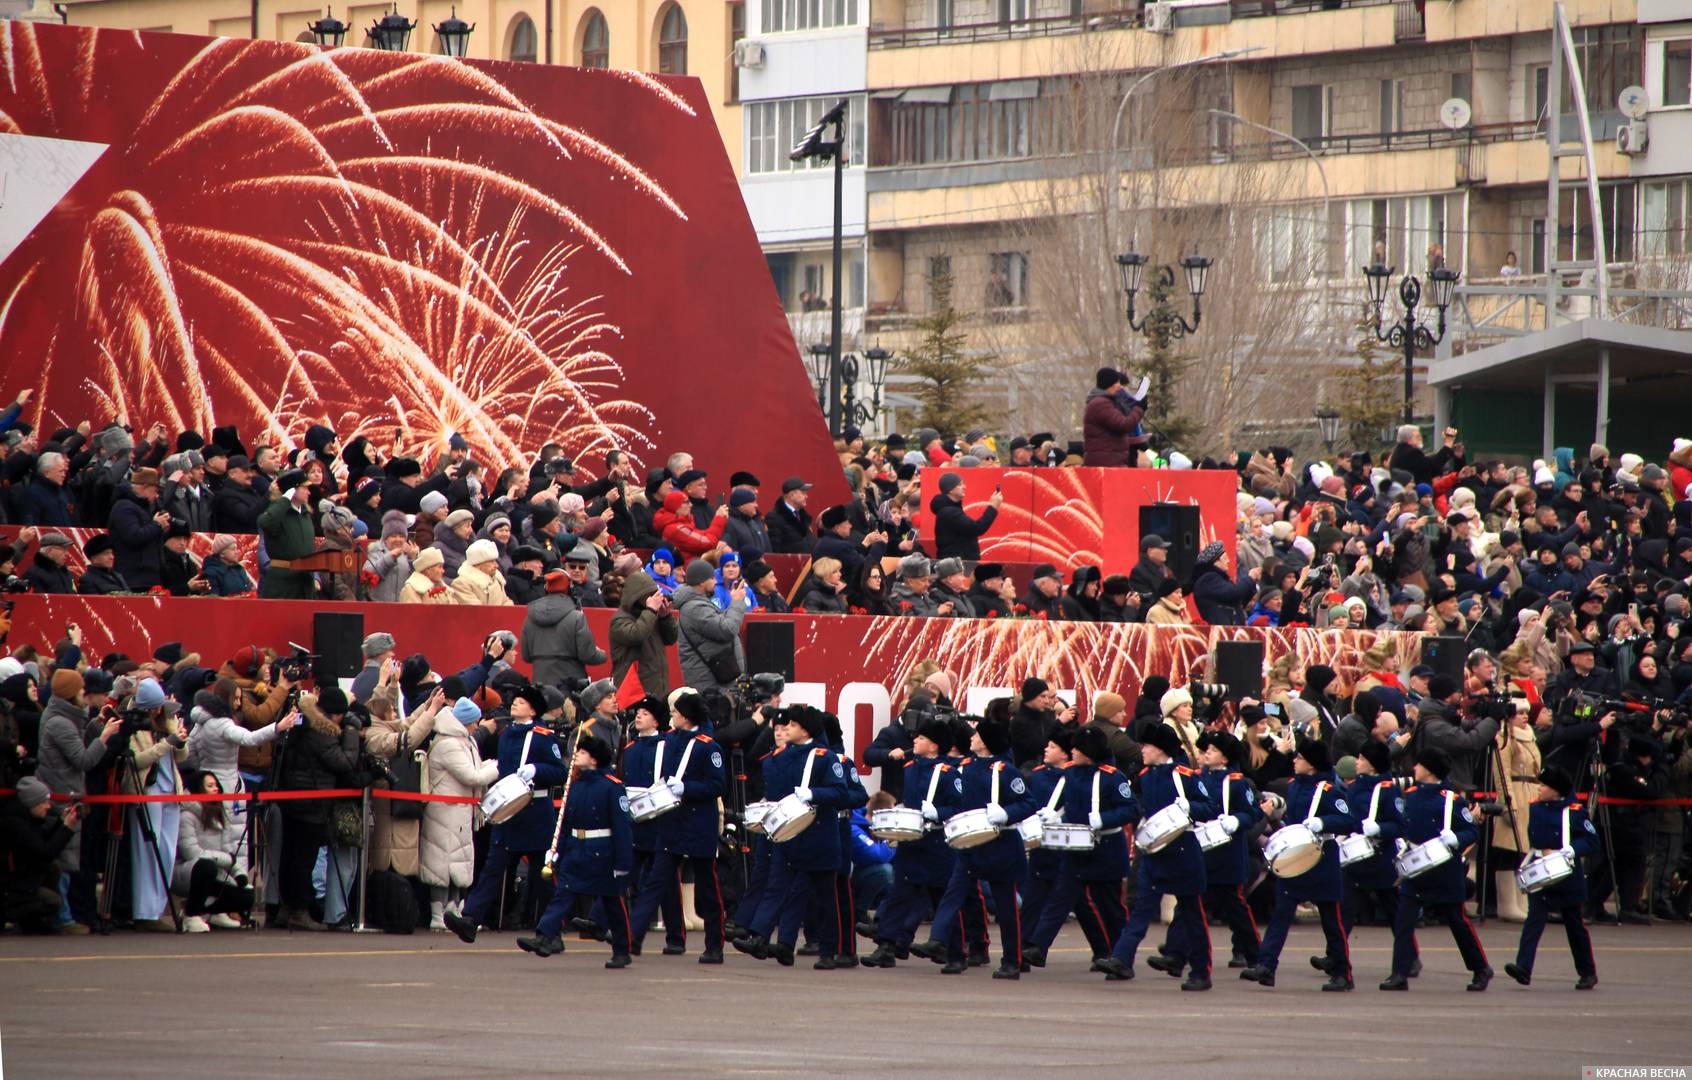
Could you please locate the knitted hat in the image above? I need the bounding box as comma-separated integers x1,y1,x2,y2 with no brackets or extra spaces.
1196,541,1225,564
50,667,84,702
451,697,482,724
1091,691,1126,721
1159,685,1194,717
684,559,715,586
464,539,499,567
316,686,349,715
419,491,449,514
938,471,964,495
1021,677,1048,701
15,776,51,809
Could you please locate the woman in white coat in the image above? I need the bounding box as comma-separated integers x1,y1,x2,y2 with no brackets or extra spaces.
186,679,298,873
172,771,255,931
420,696,498,929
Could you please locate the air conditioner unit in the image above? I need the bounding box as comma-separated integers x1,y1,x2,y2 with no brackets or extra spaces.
1615,120,1648,155
733,40,766,69
1144,3,1173,33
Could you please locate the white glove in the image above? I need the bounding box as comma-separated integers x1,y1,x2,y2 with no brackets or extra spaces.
921,801,939,823
1087,811,1104,831
1439,828,1460,851
517,764,536,782
1559,845,1576,860
985,804,1009,827
1308,819,1324,834
613,869,628,878
794,786,813,804
1038,807,1062,827
665,777,685,796
1362,820,1382,838
1221,816,1240,836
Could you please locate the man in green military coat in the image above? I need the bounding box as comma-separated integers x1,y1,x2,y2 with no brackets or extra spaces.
258,468,319,600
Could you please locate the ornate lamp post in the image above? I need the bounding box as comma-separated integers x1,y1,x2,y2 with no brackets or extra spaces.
1115,250,1212,349
1362,261,1458,423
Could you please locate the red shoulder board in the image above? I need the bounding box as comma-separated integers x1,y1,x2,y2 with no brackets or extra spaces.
814,747,829,756
760,748,780,761
1569,801,1585,810
1099,764,1118,774
938,763,952,773
1228,771,1244,779
1138,767,1150,777
904,759,916,768
1176,765,1198,776
605,775,624,785
694,734,714,743
534,727,554,736
622,740,635,750
992,761,1006,771
1033,764,1048,773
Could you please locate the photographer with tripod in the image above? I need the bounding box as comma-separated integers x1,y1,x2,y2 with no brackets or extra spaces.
272,687,363,931
118,679,190,931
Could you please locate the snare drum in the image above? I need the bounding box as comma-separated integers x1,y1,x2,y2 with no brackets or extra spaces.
1042,823,1096,851
1265,824,1323,878
943,808,1000,850
1193,818,1232,852
1017,816,1044,851
764,793,817,843
743,800,776,834
1394,837,1453,879
627,783,681,823
1336,833,1380,867
871,807,928,843
1134,803,1191,853
480,774,533,825
1515,849,1576,893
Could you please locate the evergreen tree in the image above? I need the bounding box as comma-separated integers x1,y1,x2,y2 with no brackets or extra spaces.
1336,307,1401,454
1137,269,1197,449
901,265,998,437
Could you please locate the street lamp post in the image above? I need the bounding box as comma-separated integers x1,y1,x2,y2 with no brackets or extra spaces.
432,7,475,56
839,345,893,433
368,5,416,50
805,342,832,415
307,6,347,46
790,100,851,434
1115,251,1211,349
1362,263,1459,424
1315,406,1341,453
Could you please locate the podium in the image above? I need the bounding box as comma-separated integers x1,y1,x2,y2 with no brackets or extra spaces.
275,540,366,574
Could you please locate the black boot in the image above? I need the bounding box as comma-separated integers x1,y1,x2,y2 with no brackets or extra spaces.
940,958,968,974
730,934,767,960
443,910,477,945
1466,967,1493,992
1180,974,1211,991
967,947,991,968
516,933,564,958
909,940,948,965
1309,954,1337,975
699,949,724,965
1320,974,1354,992
769,942,796,967
1379,973,1410,991
992,962,1020,980
1239,966,1275,987
1575,973,1598,990
1095,957,1133,981
813,955,837,970
1227,953,1252,969
1147,954,1184,978
1504,963,1530,986
569,916,607,941
1022,945,1047,968
604,953,631,969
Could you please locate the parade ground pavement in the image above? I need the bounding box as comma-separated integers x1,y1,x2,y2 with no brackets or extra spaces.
2,921,1687,1078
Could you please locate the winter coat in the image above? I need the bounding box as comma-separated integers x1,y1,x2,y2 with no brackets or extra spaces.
521,593,606,688
76,564,131,596
19,476,74,526
765,500,815,555
1081,387,1145,467
799,578,849,614
274,695,361,826
120,727,189,796
1491,721,1542,854
654,491,728,559
364,693,436,877
364,545,412,604
928,491,997,561
888,582,942,617
431,521,471,580
610,571,677,700
186,695,281,795
400,570,450,604
722,512,772,558
35,696,110,873
0,798,74,910
24,553,75,594
162,484,214,533
447,561,510,606
1190,562,1254,626
1145,594,1188,625
674,585,746,691
420,711,498,888
211,481,268,533
203,558,253,596
171,802,245,894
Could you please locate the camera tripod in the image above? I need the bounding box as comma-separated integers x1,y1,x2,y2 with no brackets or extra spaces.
1472,730,1525,924
98,741,184,933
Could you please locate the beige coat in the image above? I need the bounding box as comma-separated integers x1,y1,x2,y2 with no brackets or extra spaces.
401,571,451,604
364,691,437,878
121,727,189,794
1145,595,1188,625
419,712,497,887
1492,720,1542,853
448,562,511,606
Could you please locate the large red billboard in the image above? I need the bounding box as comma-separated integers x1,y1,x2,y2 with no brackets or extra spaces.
0,23,848,503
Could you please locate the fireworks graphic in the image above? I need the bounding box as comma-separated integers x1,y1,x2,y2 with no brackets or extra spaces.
0,24,689,469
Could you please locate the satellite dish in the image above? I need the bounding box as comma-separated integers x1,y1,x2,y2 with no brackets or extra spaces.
1618,85,1648,121
1439,97,1472,131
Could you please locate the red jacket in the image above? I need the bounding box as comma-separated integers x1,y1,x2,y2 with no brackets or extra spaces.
1082,389,1146,466
655,490,726,558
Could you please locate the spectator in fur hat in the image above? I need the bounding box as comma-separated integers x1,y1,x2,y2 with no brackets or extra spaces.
77,533,130,596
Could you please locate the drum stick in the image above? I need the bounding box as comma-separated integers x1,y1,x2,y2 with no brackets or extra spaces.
539,721,586,880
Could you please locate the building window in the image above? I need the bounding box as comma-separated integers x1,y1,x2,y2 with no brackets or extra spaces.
744,95,867,174
1643,180,1691,258
1527,64,1549,130
729,2,744,101
886,79,1041,166
507,13,537,62
985,252,1028,308
761,0,858,32
657,3,687,75
1530,219,1547,274
1291,85,1331,145
578,9,608,67
1378,78,1405,138
1564,26,1641,115
997,0,1029,24
1664,39,1692,108
1557,182,1635,263
1450,71,1471,108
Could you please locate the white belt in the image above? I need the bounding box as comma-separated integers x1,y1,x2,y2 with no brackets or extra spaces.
1098,827,1122,836
571,828,611,839
838,811,852,820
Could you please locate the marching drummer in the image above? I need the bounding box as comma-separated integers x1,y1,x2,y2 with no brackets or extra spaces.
517,734,635,968
1095,724,1215,990
1340,741,1416,975
1504,766,1599,991
1240,737,1357,991
1022,726,1136,971
1381,747,1491,992
909,715,1036,980
731,707,852,968
865,718,958,969
620,696,686,957
1186,731,1263,974
445,685,565,945
1017,731,1075,963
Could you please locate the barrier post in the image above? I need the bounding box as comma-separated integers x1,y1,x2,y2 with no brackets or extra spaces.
354,786,374,933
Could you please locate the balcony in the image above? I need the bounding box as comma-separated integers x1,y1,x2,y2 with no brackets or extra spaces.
1392,0,1424,42
868,8,1134,50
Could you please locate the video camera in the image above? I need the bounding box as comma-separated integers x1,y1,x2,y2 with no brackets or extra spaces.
1467,693,1517,723
269,641,318,685
733,672,787,708
1189,681,1228,701
1568,690,1691,731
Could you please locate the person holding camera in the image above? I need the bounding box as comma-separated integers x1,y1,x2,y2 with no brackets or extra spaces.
610,570,677,700
676,559,747,692
120,678,191,930
1409,674,1499,793
421,697,499,931
272,686,363,931
35,666,123,929
522,570,608,690
0,777,81,933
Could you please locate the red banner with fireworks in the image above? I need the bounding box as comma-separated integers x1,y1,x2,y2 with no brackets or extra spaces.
0,22,847,504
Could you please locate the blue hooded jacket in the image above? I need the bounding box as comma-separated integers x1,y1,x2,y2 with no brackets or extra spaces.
645,547,679,596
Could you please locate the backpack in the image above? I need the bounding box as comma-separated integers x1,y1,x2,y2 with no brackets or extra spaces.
366,870,419,934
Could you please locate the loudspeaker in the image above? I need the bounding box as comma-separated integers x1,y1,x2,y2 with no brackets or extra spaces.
743,621,795,682
1212,639,1264,701
1420,635,1468,685
312,611,365,684
1139,503,1202,582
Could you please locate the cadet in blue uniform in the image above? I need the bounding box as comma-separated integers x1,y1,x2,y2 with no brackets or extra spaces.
517,734,636,967
1096,724,1216,990
1505,766,1599,990
865,719,957,968
1017,731,1073,951
733,707,853,967
910,715,1038,979
1339,740,1418,976
1382,747,1492,991
825,715,871,968
1241,737,1358,990
446,685,566,944
1023,725,1136,970
627,691,729,963
619,695,686,955
1183,731,1263,972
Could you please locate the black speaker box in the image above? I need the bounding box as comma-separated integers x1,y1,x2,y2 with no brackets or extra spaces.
1212,639,1264,701
1420,635,1468,685
1138,503,1202,582
743,621,795,682
312,611,365,684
